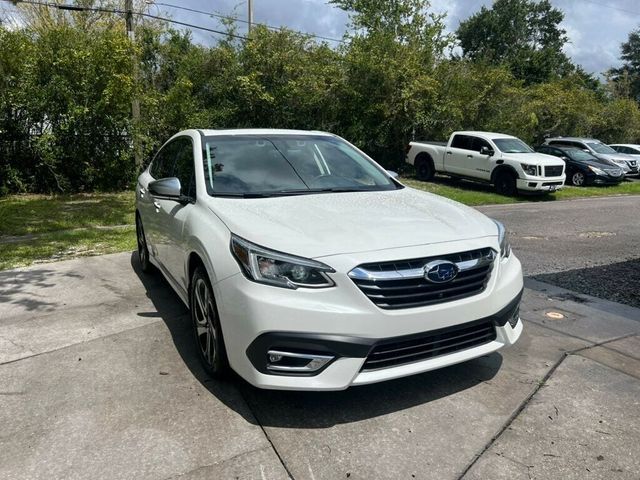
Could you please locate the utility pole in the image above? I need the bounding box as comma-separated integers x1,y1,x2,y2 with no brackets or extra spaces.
126,0,142,170
247,0,253,34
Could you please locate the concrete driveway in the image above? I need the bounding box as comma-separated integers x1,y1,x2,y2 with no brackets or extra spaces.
2,200,640,479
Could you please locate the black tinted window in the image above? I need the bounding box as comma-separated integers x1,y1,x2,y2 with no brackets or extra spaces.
173,138,195,197
150,141,178,179
470,137,491,152
451,135,472,150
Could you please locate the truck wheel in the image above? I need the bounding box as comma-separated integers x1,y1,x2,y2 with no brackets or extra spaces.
415,156,435,181
494,171,517,196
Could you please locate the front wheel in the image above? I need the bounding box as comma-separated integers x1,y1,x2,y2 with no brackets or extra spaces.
190,266,230,378
571,171,586,186
494,171,517,196
415,156,435,181
136,215,152,273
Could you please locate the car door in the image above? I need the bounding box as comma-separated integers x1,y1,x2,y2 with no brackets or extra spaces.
141,141,178,262
468,136,493,181
445,134,473,175
154,136,197,289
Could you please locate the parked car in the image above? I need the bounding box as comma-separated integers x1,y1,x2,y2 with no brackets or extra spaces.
609,144,640,174
544,137,638,176
135,129,523,391
406,131,566,196
535,145,625,186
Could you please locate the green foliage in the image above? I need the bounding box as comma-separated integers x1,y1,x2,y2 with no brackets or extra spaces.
456,0,572,84
608,29,640,103
2,0,640,195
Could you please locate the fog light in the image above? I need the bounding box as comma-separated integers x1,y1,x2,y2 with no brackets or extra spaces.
268,353,283,363
266,350,334,373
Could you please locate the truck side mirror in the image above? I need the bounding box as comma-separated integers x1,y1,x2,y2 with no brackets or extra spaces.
480,146,494,156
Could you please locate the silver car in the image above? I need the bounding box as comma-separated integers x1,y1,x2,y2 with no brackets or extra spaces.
544,137,637,175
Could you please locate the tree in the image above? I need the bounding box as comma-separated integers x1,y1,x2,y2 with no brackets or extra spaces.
456,0,572,84
608,29,640,102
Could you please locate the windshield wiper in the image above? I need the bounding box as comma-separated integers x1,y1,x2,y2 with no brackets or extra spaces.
211,192,278,198
211,187,373,198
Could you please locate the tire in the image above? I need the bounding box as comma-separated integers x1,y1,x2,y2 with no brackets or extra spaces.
190,266,230,378
136,215,153,273
494,170,517,196
415,155,435,181
571,171,586,187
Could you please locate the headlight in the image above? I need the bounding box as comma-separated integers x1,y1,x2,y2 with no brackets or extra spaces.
493,220,511,258
588,166,604,175
230,235,335,289
521,163,537,176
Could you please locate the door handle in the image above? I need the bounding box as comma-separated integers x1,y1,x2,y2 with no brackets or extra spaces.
467,155,473,158
446,151,453,155
153,201,161,210
139,186,146,198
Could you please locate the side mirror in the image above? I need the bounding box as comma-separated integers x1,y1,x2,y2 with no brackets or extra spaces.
562,156,569,161
480,146,495,156
386,170,399,179
149,177,182,199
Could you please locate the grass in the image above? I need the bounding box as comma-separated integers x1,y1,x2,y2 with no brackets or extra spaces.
0,192,136,270
400,175,640,206
1,178,639,270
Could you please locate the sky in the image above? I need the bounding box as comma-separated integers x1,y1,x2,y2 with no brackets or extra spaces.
2,0,640,75
156,0,640,76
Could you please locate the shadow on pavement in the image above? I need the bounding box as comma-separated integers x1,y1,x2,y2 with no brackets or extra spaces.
534,258,640,309
0,267,82,312
130,252,503,429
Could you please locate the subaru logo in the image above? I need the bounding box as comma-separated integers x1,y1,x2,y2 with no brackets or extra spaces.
424,260,459,283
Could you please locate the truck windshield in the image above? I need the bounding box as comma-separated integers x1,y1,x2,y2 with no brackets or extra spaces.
202,135,399,197
493,138,533,153
586,142,617,154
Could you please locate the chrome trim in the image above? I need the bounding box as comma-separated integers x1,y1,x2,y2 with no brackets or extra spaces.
348,249,496,281
266,350,334,372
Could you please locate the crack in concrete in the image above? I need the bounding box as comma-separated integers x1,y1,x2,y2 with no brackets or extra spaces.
457,331,638,479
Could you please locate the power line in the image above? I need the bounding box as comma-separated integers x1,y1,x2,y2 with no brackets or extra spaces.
3,0,249,39
150,1,345,43
577,0,640,17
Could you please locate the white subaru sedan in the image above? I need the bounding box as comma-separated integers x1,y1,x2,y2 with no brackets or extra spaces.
135,129,523,391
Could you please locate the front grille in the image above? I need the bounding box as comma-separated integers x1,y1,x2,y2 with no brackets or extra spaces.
361,320,497,371
349,247,495,310
545,165,563,177
629,160,637,167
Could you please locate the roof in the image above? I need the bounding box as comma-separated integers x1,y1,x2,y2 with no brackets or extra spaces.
453,131,518,140
609,143,640,148
196,128,333,137
546,137,599,142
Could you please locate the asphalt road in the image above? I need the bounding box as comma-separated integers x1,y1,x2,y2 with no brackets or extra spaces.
478,195,640,276
1,196,640,480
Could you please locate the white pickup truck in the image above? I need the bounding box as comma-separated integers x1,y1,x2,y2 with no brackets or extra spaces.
406,131,566,195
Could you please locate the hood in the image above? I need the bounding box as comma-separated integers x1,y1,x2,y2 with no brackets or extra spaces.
207,188,498,259
504,152,564,166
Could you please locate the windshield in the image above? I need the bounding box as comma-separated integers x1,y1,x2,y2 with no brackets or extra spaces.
202,135,399,197
493,138,533,153
586,142,617,154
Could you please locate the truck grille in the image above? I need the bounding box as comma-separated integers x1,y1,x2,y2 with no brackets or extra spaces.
348,247,495,310
545,165,564,177
361,320,496,371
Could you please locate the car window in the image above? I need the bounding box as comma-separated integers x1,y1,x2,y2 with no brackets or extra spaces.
539,147,559,157
173,137,196,197
150,140,179,179
201,135,398,196
470,137,491,153
586,142,617,154
451,135,473,150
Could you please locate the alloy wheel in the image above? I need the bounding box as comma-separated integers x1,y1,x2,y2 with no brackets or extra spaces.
193,277,218,369
571,172,585,186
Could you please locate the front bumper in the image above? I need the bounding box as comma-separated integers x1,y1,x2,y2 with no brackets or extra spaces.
588,173,625,185
213,239,524,391
516,176,565,192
